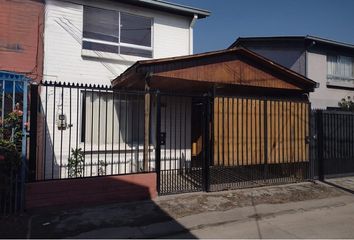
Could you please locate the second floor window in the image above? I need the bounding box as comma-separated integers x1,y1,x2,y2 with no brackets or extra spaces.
327,55,354,81
83,6,152,58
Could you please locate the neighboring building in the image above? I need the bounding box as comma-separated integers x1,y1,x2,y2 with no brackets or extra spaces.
0,0,44,125
43,0,210,85
230,36,354,109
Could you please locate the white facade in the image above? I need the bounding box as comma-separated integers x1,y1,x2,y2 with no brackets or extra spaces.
43,0,194,85
40,0,198,179
307,51,354,109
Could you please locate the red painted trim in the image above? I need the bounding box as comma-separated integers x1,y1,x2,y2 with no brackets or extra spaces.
25,173,157,209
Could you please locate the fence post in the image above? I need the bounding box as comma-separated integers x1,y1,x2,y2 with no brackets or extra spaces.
155,90,161,194
203,94,211,192
316,110,324,181
29,83,39,182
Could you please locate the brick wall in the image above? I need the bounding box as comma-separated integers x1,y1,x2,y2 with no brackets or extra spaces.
26,173,157,209
0,0,44,81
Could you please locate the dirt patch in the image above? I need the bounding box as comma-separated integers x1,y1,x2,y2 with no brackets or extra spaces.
156,182,344,218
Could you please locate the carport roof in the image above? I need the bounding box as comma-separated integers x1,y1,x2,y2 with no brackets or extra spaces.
112,48,317,93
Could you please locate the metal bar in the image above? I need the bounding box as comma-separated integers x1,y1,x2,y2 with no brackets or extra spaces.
204,95,211,191
90,90,94,176
97,90,101,176
68,87,72,178
44,85,48,180
111,90,115,175
316,110,324,181
60,86,64,178
29,83,39,181
155,91,161,194
105,89,108,175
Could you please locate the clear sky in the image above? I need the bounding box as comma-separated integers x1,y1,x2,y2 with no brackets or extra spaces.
171,0,354,53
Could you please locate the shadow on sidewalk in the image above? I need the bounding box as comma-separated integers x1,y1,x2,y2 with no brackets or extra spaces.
322,180,354,195
0,177,197,239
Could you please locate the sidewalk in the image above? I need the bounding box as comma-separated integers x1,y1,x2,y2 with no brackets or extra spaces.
1,180,353,238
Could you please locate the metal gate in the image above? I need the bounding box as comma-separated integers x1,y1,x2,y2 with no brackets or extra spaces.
157,94,208,195
156,93,312,195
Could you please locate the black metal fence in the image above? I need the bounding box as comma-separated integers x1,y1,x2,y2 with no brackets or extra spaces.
312,109,354,179
29,82,154,181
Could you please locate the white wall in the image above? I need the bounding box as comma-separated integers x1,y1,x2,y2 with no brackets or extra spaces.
308,51,354,109
43,0,192,86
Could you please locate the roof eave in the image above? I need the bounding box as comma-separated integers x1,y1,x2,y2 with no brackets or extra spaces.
114,0,210,19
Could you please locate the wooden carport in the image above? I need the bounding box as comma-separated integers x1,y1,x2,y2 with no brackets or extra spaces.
113,47,317,194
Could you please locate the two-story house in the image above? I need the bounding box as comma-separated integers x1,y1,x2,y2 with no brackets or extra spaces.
230,35,354,109
43,0,210,85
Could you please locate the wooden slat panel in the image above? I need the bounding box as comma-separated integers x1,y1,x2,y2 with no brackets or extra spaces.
218,98,223,165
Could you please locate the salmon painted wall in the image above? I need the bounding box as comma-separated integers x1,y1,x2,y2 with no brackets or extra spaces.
0,0,44,81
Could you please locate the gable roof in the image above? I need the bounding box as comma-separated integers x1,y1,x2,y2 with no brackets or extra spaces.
112,47,317,92
229,35,354,52
114,0,210,19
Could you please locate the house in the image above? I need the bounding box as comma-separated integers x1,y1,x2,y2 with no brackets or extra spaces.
230,35,354,109
27,46,317,208
43,0,210,85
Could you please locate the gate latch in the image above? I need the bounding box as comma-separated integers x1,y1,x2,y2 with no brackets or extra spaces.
160,132,166,145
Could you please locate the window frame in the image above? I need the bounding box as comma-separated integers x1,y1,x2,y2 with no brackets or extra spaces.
327,54,354,82
82,6,154,59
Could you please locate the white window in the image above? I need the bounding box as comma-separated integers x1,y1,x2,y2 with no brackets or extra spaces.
83,6,153,58
80,91,144,146
327,54,354,81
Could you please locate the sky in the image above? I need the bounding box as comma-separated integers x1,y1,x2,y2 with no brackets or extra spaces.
171,0,354,53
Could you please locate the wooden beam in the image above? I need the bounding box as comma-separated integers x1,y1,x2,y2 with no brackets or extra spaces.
144,74,152,171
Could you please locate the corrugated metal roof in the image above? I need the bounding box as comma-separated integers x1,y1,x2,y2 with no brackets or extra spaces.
229,35,354,50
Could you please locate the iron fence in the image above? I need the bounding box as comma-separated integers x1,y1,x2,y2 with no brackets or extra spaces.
312,109,354,179
29,82,154,181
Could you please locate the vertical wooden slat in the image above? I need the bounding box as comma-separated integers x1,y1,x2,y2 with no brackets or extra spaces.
213,98,218,165
274,101,279,164
233,98,237,166
238,98,242,166
255,100,259,165
267,101,271,164
218,98,223,165
228,98,233,166
247,99,252,165
223,98,229,166
243,99,247,165
260,100,264,164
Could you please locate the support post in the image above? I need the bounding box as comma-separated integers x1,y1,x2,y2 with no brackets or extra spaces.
316,110,324,181
155,91,161,193
29,83,39,182
143,75,151,171
203,94,211,192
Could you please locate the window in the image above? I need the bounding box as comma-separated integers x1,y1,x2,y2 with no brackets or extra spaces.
83,6,152,58
327,55,354,81
80,91,144,146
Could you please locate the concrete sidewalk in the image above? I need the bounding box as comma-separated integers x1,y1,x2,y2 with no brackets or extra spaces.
1,179,354,239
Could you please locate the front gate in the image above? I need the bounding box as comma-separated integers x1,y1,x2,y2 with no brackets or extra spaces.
157,93,312,195
157,94,208,195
